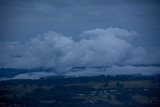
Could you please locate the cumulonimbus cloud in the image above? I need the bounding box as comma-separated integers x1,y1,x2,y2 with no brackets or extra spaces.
0,28,160,69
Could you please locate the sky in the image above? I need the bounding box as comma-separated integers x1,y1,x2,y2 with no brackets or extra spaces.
0,0,160,74
0,0,160,47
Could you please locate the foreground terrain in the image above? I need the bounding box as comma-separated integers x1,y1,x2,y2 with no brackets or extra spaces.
0,75,160,107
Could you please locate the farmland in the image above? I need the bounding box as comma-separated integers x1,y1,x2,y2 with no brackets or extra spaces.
0,75,160,107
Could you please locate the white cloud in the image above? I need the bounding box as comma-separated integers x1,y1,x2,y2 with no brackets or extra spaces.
60,28,134,67
0,28,159,72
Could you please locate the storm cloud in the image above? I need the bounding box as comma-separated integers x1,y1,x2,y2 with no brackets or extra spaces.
0,28,159,70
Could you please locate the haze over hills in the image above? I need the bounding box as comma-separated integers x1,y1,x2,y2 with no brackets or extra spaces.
0,64,160,81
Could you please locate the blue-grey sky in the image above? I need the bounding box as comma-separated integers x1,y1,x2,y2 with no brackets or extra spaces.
0,0,160,47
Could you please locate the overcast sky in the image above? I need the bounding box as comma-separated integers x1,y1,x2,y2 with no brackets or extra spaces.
0,0,160,47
